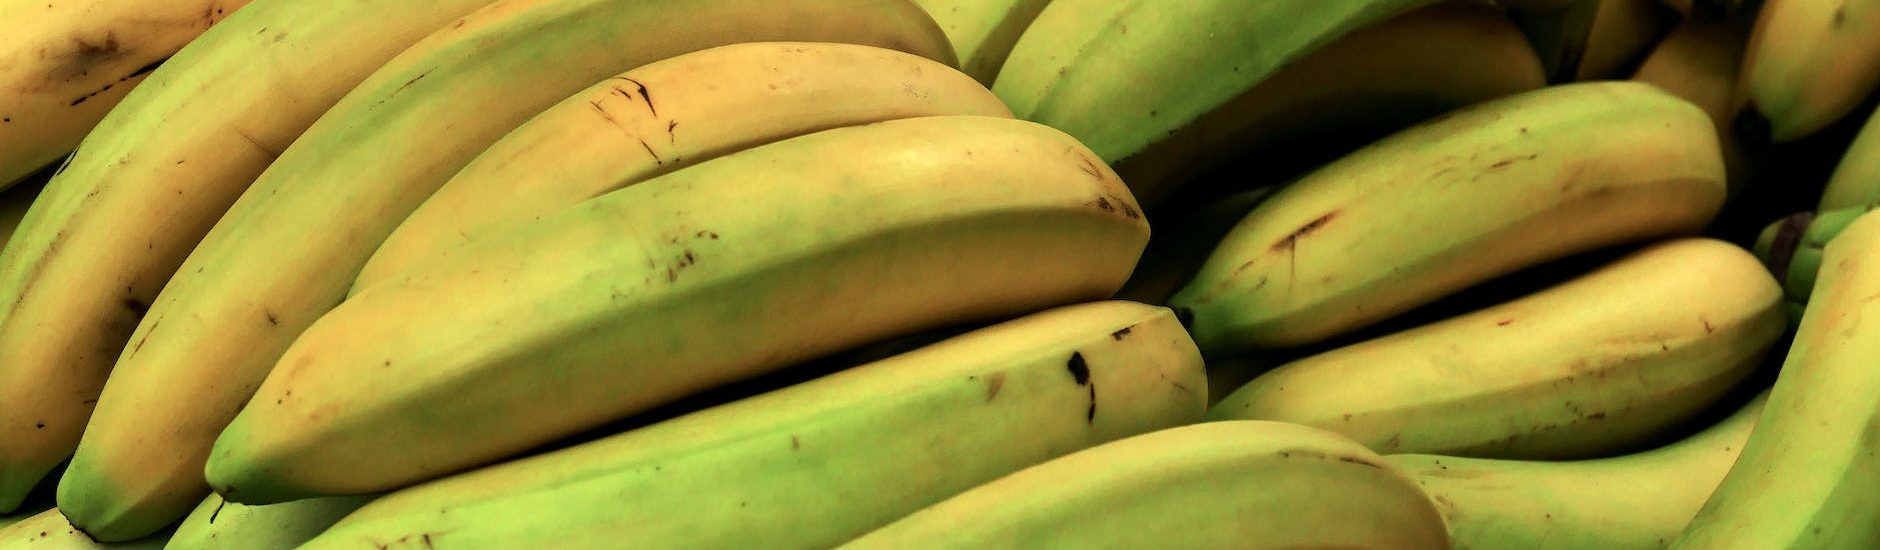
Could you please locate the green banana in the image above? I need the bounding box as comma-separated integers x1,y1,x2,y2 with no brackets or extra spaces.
1736,0,1880,142
299,300,1205,550
1209,238,1783,458
59,0,954,539
1389,392,1765,550
1751,207,1869,310
911,0,1056,84
163,493,371,550
840,421,1450,550
1170,81,1726,353
1818,104,1880,211
1672,210,1880,549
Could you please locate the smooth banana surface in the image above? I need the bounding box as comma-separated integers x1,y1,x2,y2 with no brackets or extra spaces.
913,0,1055,83
1819,105,1880,211
1170,81,1726,353
1209,238,1783,458
1575,0,1675,81
1631,18,1752,190
300,301,1204,550
841,420,1450,550
356,41,1010,290
163,493,370,550
1738,0,1880,142
0,508,171,549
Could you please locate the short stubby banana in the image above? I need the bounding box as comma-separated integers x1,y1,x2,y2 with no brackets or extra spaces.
1208,238,1783,458
0,0,504,530
205,115,1150,504
1673,210,1880,550
296,301,1203,550
1110,0,1548,207
0,0,253,187
355,41,1010,291
164,493,371,550
840,420,1450,550
56,0,952,541
1390,392,1766,550
0,508,171,549
1737,0,1880,142
992,0,1438,193
1170,81,1726,353
1818,105,1880,211
912,0,1055,84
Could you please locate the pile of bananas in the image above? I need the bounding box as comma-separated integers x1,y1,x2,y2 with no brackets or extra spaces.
0,0,1876,547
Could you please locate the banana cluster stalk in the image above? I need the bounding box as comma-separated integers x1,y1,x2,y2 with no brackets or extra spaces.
164,493,371,550
841,420,1450,550
1170,81,1726,353
1209,238,1783,458
1390,392,1765,550
911,0,1055,84
1738,0,1880,142
298,301,1204,549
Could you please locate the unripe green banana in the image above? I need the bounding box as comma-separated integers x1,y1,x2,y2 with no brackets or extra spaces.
1672,210,1880,549
1390,392,1766,550
163,493,370,550
1737,0,1880,142
841,421,1450,550
1818,105,1880,211
1170,81,1726,353
1209,238,1783,458
911,0,1056,84
0,508,172,549
300,301,1205,550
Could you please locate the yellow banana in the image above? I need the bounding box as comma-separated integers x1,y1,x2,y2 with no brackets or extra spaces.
1818,105,1880,211
0,0,253,187
163,493,370,550
842,421,1450,550
1208,238,1783,458
205,115,1149,504
299,301,1204,550
1737,0,1880,142
1576,0,1676,81
1631,18,1753,192
1170,81,1726,353
58,0,953,540
911,0,1055,84
0,0,503,527
0,508,171,549
355,41,1010,291
1390,392,1765,550
1672,210,1880,549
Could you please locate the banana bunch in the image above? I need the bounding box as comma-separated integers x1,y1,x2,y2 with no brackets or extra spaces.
1738,0,1880,142
297,301,1203,549
164,493,371,550
842,421,1450,549
1209,238,1783,458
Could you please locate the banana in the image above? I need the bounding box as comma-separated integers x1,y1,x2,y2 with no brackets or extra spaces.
1818,105,1880,210
991,0,1439,197
1659,0,1749,19
1752,208,1866,309
57,0,953,540
912,0,1055,84
295,301,1203,550
354,41,1010,291
163,493,370,550
0,0,253,187
1631,17,1753,192
1509,0,1601,83
1208,238,1783,458
1737,0,1880,143
1170,81,1726,353
1389,392,1766,550
204,115,1149,504
840,421,1449,550
0,0,504,527
1110,0,1549,207
1113,188,1273,305
0,508,171,549
1576,0,1676,81
1672,210,1880,549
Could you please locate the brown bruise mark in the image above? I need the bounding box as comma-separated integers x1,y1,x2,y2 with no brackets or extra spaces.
1110,326,1132,340
264,309,278,326
231,126,280,161
1337,455,1384,469
1497,319,1514,326
1701,316,1715,334
1270,210,1339,253
984,372,1006,401
791,435,801,451
615,76,656,116
48,33,128,84
382,69,436,103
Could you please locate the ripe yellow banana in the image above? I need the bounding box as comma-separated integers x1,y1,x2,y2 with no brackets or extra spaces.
1672,210,1880,549
57,0,952,540
1112,0,1548,207
1208,238,1783,458
164,493,370,550
298,301,1203,550
1390,392,1765,550
1818,105,1880,211
0,508,171,549
1631,18,1753,191
1737,0,1880,142
205,115,1150,504
0,0,504,525
1170,82,1726,353
1576,0,1676,81
355,41,1010,291
842,420,1450,550
0,0,253,187
911,0,1055,84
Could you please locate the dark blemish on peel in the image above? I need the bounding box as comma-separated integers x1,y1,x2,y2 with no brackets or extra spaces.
209,499,227,523
1066,352,1089,385
985,372,1005,401
1497,319,1513,326
616,77,656,116
265,310,278,325
1271,210,1339,252
122,297,148,315
1086,383,1096,423
1110,327,1131,340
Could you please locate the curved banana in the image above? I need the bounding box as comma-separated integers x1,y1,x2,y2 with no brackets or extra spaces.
1208,238,1783,458
1576,0,1676,81
0,0,253,187
1390,392,1765,550
1111,0,1548,207
1672,210,1880,549
298,301,1203,550
163,493,370,550
841,420,1450,550
58,0,953,540
1818,105,1880,211
205,115,1150,504
1737,0,1880,142
912,0,1055,84
355,41,1010,291
0,508,171,549
1631,18,1753,191
0,0,503,527
1170,81,1726,353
